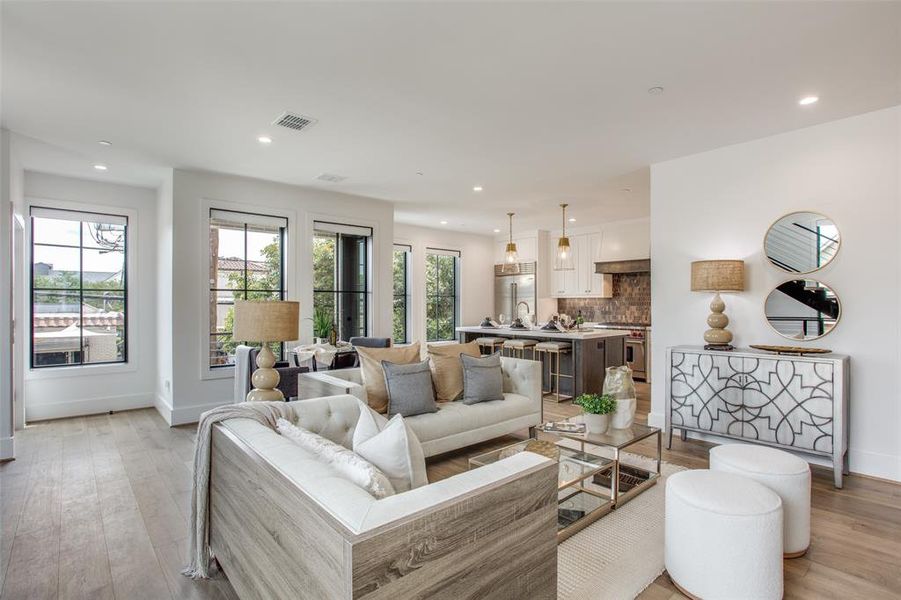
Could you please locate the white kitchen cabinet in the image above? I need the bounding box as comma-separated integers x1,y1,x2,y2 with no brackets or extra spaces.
549,233,612,298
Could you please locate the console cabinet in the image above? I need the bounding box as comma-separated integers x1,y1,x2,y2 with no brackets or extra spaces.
666,346,850,487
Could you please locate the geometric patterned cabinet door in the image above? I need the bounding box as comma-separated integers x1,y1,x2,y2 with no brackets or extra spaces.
667,346,850,488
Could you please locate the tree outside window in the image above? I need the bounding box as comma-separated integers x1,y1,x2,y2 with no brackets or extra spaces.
312,225,371,342
392,246,410,343
425,251,458,341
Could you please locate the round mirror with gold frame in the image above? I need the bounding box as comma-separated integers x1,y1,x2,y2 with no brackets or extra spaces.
764,279,841,341
764,211,840,274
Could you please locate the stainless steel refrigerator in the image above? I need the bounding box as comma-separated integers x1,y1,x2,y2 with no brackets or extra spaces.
494,262,538,323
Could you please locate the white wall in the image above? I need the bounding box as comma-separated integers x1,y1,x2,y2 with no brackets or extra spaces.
651,106,901,481
166,169,394,425
21,172,159,421
394,223,495,344
155,172,174,419
0,130,14,459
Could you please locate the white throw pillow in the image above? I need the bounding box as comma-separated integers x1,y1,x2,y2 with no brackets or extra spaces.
352,402,428,493
276,418,395,499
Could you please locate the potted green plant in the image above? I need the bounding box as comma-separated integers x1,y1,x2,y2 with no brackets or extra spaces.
574,393,618,434
309,307,333,344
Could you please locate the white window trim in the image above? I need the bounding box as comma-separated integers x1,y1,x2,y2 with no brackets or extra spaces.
24,197,138,380
200,198,297,380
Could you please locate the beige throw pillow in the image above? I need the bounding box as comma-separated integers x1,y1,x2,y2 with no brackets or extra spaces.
427,341,482,402
356,342,421,413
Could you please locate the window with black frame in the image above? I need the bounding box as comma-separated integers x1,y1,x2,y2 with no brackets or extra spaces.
425,248,459,341
393,244,411,343
313,222,372,342
209,209,287,368
30,207,128,368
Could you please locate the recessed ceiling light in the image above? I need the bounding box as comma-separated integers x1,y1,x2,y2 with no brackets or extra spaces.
622,187,632,193
257,135,273,144
799,95,819,106
93,164,108,171
416,171,424,176
493,228,501,233
568,217,577,223
648,86,665,95
440,220,448,225
473,186,483,192
98,140,112,146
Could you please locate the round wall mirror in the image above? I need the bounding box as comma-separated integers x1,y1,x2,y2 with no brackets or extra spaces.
764,211,840,274
764,279,840,340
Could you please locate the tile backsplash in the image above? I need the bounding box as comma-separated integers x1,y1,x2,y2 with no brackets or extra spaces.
557,272,651,324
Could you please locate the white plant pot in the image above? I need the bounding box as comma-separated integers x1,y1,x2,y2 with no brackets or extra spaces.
583,413,610,435
611,397,637,429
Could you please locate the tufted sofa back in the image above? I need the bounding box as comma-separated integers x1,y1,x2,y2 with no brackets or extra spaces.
292,394,362,449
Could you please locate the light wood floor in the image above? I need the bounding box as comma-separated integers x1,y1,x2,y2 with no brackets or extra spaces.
2,385,899,599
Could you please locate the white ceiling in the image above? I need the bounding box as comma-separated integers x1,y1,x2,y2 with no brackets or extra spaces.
3,1,900,233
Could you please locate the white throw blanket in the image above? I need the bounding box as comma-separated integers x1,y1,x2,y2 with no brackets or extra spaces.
182,401,297,579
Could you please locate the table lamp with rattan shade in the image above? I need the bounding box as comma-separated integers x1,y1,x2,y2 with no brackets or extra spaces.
233,300,299,401
691,260,745,350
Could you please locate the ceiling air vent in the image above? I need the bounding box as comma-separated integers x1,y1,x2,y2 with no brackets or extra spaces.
272,111,318,132
315,173,347,183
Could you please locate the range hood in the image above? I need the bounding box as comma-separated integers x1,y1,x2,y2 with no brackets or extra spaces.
595,259,651,274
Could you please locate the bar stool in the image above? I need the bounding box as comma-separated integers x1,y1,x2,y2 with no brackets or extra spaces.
474,337,506,355
502,338,537,359
534,341,572,403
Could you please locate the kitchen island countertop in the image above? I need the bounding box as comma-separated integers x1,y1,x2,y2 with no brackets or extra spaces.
455,325,632,340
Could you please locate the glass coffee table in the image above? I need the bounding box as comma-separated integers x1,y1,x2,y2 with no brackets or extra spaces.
538,420,662,509
468,439,615,542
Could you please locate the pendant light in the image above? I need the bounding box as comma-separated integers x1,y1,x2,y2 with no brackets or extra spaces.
554,203,574,271
504,212,518,264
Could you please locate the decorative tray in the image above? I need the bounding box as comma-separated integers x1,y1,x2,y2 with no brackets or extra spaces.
750,344,832,355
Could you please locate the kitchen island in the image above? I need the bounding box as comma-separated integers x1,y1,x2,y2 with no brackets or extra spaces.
456,325,629,398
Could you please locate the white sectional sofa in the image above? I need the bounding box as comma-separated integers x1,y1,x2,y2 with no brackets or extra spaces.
298,356,544,456
210,393,558,599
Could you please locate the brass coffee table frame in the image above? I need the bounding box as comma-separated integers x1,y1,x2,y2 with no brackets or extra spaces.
539,422,662,509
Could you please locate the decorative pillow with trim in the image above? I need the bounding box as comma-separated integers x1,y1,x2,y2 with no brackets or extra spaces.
276,418,395,499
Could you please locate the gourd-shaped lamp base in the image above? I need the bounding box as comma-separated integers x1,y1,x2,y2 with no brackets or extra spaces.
703,292,734,351
246,344,285,402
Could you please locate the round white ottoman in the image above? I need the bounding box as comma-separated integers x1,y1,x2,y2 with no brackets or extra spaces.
665,470,783,600
710,443,811,557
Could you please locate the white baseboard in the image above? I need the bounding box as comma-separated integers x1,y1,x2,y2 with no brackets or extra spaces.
661,418,900,483
0,436,14,461
26,392,154,421
849,448,901,482
154,393,174,426
168,400,232,426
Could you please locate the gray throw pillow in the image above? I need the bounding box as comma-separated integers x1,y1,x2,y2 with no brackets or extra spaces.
460,353,504,405
382,359,438,418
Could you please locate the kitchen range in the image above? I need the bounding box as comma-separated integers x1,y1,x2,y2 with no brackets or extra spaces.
592,323,650,382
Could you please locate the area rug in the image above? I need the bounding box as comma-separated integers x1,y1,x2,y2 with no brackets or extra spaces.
556,441,686,600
